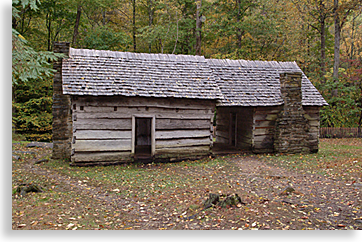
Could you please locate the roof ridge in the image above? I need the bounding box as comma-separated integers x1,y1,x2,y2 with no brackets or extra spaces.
69,47,206,62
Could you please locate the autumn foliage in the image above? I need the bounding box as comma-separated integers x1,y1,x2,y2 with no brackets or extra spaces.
12,0,362,140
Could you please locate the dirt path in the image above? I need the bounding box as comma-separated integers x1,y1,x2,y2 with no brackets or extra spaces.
12,143,362,230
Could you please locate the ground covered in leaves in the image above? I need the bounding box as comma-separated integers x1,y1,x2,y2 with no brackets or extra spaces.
12,138,362,230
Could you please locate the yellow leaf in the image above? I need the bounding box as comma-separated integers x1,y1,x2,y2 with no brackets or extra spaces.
18,34,25,40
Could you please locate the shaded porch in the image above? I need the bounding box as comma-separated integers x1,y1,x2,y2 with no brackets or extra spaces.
211,142,251,156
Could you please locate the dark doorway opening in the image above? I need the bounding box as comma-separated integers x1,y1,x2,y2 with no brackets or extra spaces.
135,117,152,158
230,113,237,147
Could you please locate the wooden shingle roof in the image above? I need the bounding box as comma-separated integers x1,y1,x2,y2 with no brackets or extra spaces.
61,48,327,107
207,59,328,106
62,48,223,100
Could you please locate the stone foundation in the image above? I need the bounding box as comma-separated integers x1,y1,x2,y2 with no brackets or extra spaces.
274,73,310,154
52,42,72,160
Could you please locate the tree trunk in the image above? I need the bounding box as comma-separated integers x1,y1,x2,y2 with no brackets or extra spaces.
332,0,340,97
350,13,356,61
236,0,242,49
46,12,52,51
148,0,153,53
195,0,202,55
172,11,179,54
72,4,82,47
320,18,326,82
133,0,137,52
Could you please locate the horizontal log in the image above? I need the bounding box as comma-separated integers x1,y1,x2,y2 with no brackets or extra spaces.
156,119,211,130
254,106,282,113
254,134,274,143
71,152,132,162
75,130,131,140
254,120,276,128
155,137,211,149
75,110,212,120
155,113,212,120
155,145,210,155
254,128,274,136
74,119,132,130
75,106,214,116
73,140,131,152
155,129,210,139
75,96,216,110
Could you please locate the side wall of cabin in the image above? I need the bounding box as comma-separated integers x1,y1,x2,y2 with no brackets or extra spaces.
71,96,215,165
252,106,282,153
253,106,321,154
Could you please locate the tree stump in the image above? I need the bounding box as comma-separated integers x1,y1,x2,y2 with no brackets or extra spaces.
203,193,220,209
218,193,243,208
16,184,43,196
203,193,245,209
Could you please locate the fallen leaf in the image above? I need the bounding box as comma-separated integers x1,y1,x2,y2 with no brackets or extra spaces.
30,221,38,226
66,223,75,229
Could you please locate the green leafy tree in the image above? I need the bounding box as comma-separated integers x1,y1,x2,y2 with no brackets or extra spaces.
83,25,131,50
12,0,63,141
12,0,64,83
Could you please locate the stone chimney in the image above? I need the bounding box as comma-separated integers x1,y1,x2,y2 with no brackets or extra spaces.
52,42,72,160
274,72,310,154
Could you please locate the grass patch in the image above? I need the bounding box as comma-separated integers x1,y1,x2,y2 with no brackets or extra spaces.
44,157,229,201
259,138,362,181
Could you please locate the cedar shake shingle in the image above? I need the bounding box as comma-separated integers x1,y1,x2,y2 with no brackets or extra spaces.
207,59,328,107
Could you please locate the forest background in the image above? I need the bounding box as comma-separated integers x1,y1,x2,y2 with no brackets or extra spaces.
11,0,362,142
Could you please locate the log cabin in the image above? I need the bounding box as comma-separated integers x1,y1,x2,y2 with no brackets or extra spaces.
52,42,328,166
52,42,222,166
207,59,328,154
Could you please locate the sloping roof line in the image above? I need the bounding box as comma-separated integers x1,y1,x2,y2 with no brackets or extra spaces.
208,58,300,69
69,48,205,63
62,48,327,106
207,58,328,107
63,48,223,100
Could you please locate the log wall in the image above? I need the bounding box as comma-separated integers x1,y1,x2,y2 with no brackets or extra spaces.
252,106,320,154
71,96,215,165
215,105,321,154
215,107,253,150
252,106,282,153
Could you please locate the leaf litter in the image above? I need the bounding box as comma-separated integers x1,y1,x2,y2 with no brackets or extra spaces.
12,138,362,230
